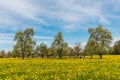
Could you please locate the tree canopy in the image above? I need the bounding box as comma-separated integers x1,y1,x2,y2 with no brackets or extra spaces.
13,28,35,59
85,25,113,59
51,32,68,58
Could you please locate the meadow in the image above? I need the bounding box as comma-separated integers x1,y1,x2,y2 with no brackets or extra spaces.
0,55,120,80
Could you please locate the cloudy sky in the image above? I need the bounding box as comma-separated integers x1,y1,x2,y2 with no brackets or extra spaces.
0,0,120,51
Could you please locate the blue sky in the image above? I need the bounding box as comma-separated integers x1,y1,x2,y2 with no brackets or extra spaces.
0,0,120,51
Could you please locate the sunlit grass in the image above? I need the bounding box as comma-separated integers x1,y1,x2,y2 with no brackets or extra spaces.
0,55,120,80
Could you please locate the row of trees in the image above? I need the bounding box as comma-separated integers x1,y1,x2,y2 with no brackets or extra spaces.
1,25,120,59
11,29,83,59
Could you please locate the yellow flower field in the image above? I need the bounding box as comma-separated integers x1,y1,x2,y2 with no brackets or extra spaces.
0,55,120,80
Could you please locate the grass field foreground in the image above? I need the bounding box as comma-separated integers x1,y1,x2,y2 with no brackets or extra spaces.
0,55,120,80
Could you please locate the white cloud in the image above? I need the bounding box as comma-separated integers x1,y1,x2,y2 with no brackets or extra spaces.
0,33,14,37
0,0,119,31
0,40,14,44
81,42,87,48
63,24,78,32
0,33,53,45
36,0,110,31
112,36,120,45
0,33,14,44
0,0,47,25
34,36,53,40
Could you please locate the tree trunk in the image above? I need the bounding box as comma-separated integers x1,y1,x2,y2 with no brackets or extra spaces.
90,54,92,59
99,54,102,59
41,55,43,58
58,53,62,59
83,53,86,59
22,53,24,59
58,49,62,59
21,48,25,59
77,53,79,58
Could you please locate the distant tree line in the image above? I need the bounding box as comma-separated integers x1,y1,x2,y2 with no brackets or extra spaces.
1,25,120,59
